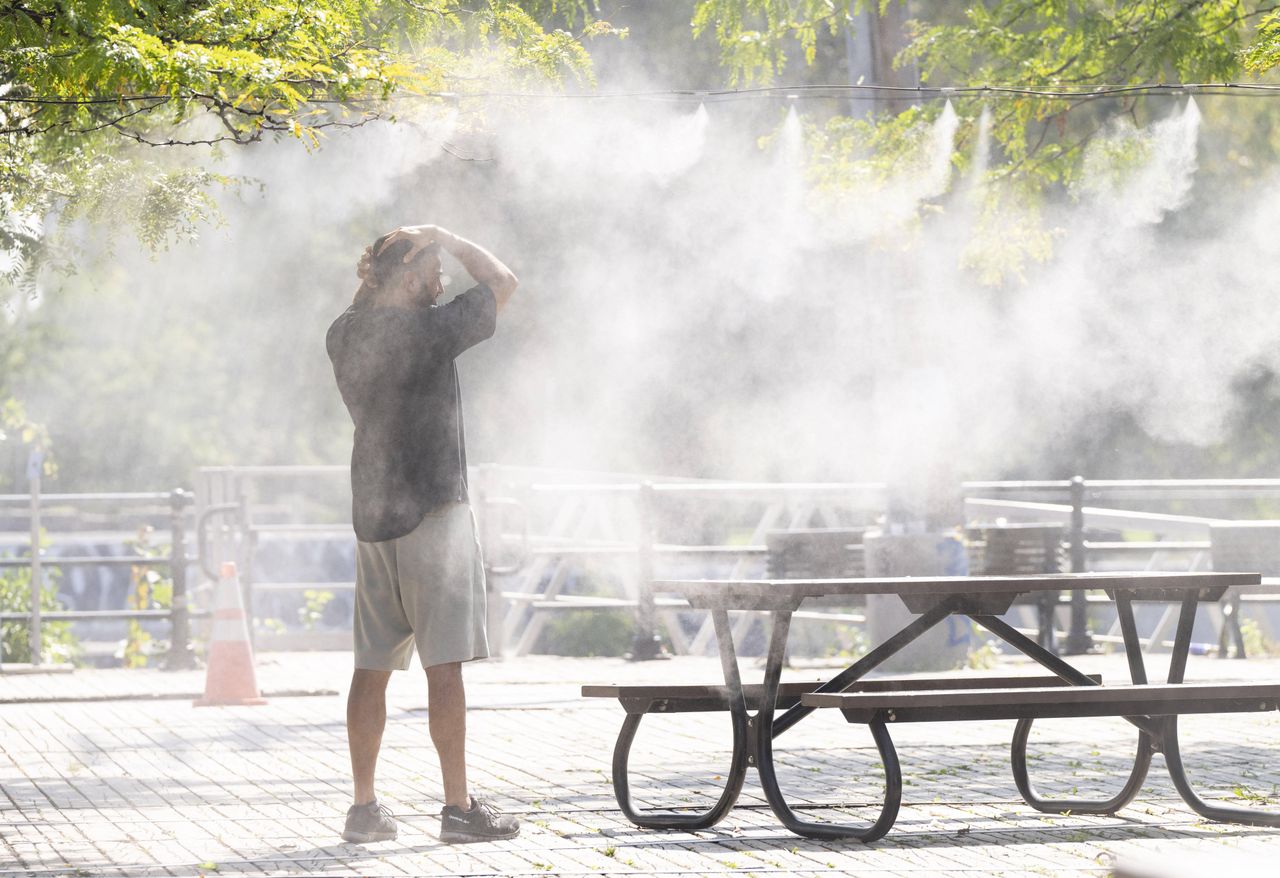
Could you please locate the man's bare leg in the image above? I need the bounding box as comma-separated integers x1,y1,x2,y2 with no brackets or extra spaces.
425,662,470,809
348,668,392,805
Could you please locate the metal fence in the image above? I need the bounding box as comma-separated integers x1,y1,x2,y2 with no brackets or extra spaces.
9,468,1280,666
186,468,1280,659
482,473,887,658
0,481,198,669
195,464,351,649
962,477,1280,655
191,464,887,657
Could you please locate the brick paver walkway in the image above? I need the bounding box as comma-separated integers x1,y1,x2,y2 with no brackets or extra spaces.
3,652,1279,876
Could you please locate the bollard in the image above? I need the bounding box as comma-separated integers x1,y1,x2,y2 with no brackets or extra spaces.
27,448,43,666
1064,475,1094,654
165,488,197,670
629,482,663,661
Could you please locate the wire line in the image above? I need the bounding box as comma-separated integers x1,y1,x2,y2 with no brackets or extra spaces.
4,82,1280,107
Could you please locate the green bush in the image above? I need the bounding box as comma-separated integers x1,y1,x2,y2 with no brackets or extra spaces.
0,565,78,664
121,527,173,668
535,609,634,657
1240,617,1280,658
298,589,335,631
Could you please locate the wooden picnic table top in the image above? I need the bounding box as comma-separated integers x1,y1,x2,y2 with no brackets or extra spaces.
656,571,1261,611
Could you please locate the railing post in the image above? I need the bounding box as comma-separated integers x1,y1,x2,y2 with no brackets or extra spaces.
27,448,43,666
237,489,256,650
1065,475,1094,654
629,482,662,661
165,488,197,670
477,465,504,659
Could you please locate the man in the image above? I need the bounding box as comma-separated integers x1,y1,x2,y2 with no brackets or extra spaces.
326,224,519,844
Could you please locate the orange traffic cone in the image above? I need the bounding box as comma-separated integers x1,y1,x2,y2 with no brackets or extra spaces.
195,562,267,707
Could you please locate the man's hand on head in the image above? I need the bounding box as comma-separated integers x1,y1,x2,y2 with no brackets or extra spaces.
364,224,517,311
356,245,374,285
376,225,451,264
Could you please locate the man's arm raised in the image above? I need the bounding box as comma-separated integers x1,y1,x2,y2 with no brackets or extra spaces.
376,225,520,312
435,228,519,312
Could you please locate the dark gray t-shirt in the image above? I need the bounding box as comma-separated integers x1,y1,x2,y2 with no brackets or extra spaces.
327,284,497,542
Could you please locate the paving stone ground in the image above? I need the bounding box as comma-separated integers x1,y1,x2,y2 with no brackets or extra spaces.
3,651,1280,877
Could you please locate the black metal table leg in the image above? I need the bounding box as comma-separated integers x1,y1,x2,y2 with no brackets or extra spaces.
972,612,1105,687
1152,594,1280,826
1164,593,1198,686
979,599,1161,815
1113,593,1150,687
691,601,951,840
752,601,953,840
972,613,1162,738
1162,714,1280,827
609,609,751,830
754,611,902,841
772,602,958,739
757,716,903,842
1010,719,1154,815
610,707,750,830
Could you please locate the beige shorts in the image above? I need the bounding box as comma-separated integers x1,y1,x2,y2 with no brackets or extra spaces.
353,502,489,670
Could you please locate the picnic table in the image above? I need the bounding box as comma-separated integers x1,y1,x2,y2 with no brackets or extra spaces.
585,571,1280,841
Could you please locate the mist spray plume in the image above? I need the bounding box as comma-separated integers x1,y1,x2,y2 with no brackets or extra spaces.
31,93,1280,493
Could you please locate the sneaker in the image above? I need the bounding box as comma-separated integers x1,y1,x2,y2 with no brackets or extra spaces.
439,797,520,844
342,799,398,843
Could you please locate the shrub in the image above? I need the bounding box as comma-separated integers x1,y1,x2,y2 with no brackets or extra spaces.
0,564,78,664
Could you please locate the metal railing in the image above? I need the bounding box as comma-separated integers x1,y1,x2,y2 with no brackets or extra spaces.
9,466,1277,668
0,485,198,669
195,464,351,648
192,464,886,658
180,467,1280,661
961,477,1280,656
481,473,886,658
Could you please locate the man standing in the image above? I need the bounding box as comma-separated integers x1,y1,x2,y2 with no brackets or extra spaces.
326,224,519,844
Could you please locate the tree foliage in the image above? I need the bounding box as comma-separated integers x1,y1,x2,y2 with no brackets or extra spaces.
903,1,1279,189
3,1,601,143
0,1,606,282
1245,9,1280,70
0,1,620,453
692,0,880,83
692,1,1280,83
6,2,1280,491
693,2,1280,191
6,1,1274,283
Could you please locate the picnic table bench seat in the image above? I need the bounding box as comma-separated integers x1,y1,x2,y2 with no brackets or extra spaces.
582,681,818,714
581,673,1101,714
802,680,1280,722
587,675,1280,841
798,680,1280,840
582,674,1101,832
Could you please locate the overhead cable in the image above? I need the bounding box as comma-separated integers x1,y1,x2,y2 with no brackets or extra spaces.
4,82,1280,107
